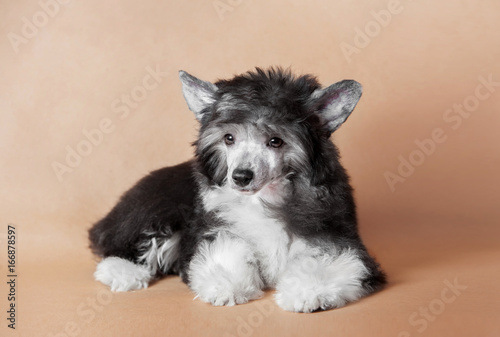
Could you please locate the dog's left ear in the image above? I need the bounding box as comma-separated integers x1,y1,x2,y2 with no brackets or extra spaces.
309,80,362,134
179,70,218,121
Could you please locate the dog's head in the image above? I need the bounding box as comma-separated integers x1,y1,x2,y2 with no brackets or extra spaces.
179,68,362,194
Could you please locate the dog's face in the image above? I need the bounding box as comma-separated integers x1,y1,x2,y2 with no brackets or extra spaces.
179,68,362,194
191,109,299,194
221,123,285,193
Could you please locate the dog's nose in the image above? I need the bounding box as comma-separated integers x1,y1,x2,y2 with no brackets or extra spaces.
232,169,254,187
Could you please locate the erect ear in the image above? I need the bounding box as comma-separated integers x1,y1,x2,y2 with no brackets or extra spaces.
309,80,362,134
179,70,218,121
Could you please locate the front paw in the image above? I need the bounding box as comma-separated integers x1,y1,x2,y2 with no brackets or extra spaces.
274,257,340,312
274,285,340,313
188,233,264,306
192,262,263,306
274,252,369,313
196,284,263,307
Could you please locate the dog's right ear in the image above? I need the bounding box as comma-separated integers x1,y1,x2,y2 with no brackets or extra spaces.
179,70,218,121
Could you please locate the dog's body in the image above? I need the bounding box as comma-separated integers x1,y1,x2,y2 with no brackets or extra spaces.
89,68,385,312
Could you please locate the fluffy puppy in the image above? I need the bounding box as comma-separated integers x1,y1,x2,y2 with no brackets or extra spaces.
89,67,386,313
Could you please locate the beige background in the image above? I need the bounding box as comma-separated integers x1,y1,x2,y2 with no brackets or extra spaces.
1,0,499,336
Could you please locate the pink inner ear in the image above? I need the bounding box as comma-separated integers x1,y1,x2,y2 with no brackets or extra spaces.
322,90,344,109
326,91,340,104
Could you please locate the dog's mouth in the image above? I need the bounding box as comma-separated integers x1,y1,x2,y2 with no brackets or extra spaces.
231,178,289,201
233,187,259,195
230,181,265,195
231,178,281,195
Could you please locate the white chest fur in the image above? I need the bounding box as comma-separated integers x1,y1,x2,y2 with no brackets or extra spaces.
202,182,291,287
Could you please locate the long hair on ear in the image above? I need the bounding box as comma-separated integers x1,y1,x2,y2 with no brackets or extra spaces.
295,110,339,187
193,124,228,186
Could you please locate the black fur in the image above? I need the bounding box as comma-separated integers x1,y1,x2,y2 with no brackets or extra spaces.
89,161,197,270
89,67,386,304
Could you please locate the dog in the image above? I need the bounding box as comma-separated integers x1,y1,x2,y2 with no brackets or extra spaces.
88,67,386,313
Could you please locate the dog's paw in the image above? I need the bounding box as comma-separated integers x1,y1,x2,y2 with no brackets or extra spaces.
192,262,263,306
189,233,264,306
94,257,152,292
274,287,343,313
190,258,263,306
274,251,369,313
196,286,263,307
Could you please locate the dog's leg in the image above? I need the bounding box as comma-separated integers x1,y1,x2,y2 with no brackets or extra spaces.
188,231,264,306
94,232,181,292
274,239,370,312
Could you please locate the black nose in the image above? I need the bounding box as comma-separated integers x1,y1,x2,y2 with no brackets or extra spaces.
232,169,254,187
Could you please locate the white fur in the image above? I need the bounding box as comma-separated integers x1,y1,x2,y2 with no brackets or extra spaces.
138,232,181,275
275,239,369,312
94,257,152,292
201,181,291,287
188,231,264,306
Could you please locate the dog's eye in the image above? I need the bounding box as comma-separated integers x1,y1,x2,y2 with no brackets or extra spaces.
224,134,235,145
268,137,284,148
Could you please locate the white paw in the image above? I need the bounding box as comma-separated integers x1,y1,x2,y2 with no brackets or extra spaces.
275,251,369,313
94,257,153,292
196,283,263,306
192,263,263,306
274,285,343,313
189,233,264,306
